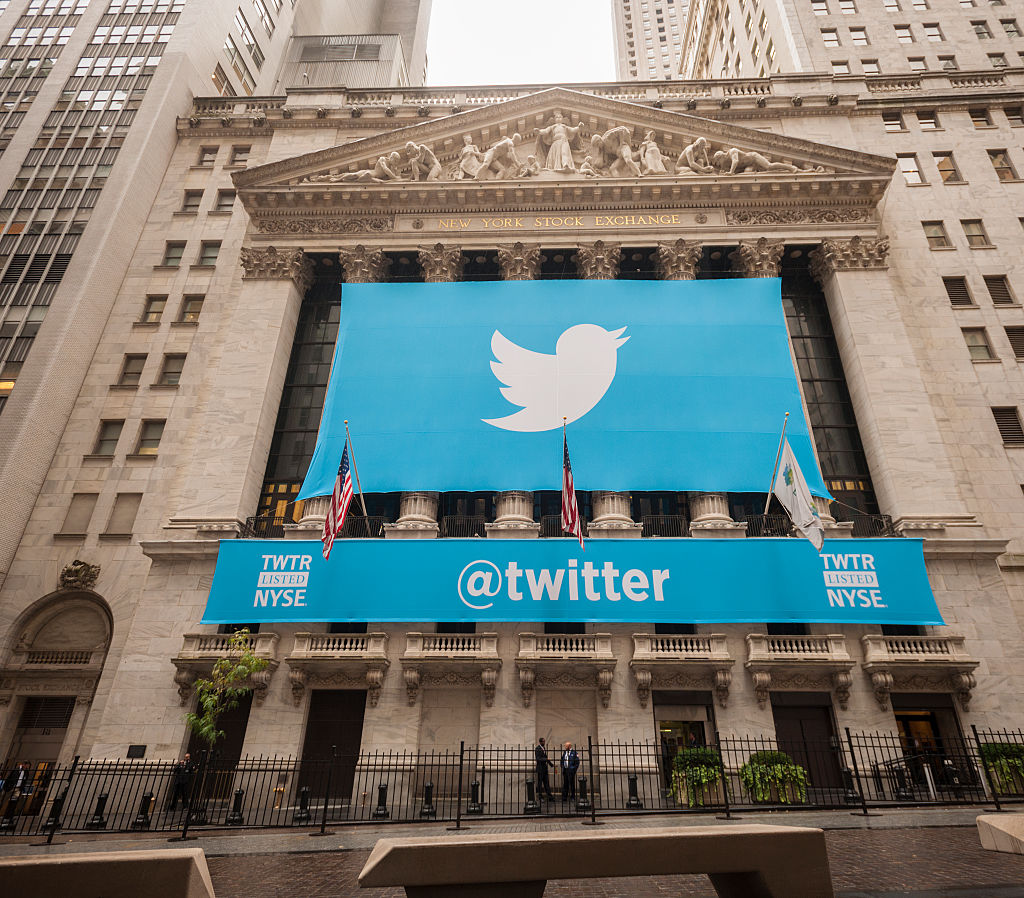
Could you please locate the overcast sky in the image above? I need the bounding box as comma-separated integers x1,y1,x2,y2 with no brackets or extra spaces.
425,0,616,86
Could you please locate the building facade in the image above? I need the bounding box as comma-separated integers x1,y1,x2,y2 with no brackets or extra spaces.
0,5,1023,786
612,0,690,80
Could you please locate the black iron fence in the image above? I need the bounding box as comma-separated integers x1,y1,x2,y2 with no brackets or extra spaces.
2,728,1021,838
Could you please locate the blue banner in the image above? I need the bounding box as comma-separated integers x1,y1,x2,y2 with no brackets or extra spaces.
202,538,944,626
299,279,829,498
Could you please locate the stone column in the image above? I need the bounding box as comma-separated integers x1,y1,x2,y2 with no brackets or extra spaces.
418,243,465,282
497,242,541,280
729,237,785,278
339,244,390,283
486,490,540,538
808,237,974,525
383,491,439,539
656,238,702,281
573,240,622,279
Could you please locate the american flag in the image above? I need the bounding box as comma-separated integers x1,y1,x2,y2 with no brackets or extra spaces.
321,443,353,561
562,432,584,549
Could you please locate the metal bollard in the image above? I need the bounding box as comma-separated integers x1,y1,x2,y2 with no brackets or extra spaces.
842,769,860,805
523,778,540,815
226,788,245,826
43,787,68,834
420,781,436,818
293,785,312,823
892,767,914,801
0,792,22,832
131,791,154,829
466,779,483,815
372,783,390,819
625,774,644,810
85,793,109,829
577,776,592,812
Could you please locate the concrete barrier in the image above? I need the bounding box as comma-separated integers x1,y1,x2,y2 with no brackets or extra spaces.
0,847,216,898
978,813,1024,855
358,823,834,898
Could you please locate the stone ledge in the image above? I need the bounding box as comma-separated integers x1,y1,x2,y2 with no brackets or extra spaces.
139,540,222,561
921,538,1008,560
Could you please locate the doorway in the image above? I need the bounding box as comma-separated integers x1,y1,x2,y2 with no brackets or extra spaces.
300,689,366,799
652,691,714,789
6,696,76,764
771,694,843,790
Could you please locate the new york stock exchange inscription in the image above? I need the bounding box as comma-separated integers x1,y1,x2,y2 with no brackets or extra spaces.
399,209,725,234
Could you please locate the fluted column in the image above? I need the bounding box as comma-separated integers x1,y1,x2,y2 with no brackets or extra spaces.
656,239,702,280
589,491,642,539
339,244,390,283
814,494,853,539
383,491,440,539
574,240,621,279
418,243,465,282
729,237,784,278
283,494,331,539
485,490,540,538
687,492,747,538
497,242,541,280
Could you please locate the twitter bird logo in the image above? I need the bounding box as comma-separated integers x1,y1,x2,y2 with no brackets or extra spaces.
482,323,630,432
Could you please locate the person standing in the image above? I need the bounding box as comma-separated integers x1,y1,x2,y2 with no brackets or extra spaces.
535,737,554,801
560,742,580,803
168,752,195,811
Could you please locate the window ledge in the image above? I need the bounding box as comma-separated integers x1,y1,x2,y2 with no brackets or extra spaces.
189,164,216,171
132,321,160,329
152,265,181,272
906,182,930,187
224,163,248,170
190,264,216,271
150,383,180,390
53,533,86,541
1003,442,1024,448
109,383,139,391
928,246,957,251
207,210,233,216
971,358,1002,363
968,244,998,250
996,178,1024,184
994,303,1023,309
171,320,199,327
98,533,133,541
173,210,199,217
973,124,998,130
126,453,157,461
941,180,969,185
82,453,114,462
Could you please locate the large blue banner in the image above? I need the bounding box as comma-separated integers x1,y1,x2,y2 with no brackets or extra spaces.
299,279,829,498
202,538,943,626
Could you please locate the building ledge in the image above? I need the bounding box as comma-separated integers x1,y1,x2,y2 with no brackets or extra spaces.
516,633,616,709
861,634,979,711
744,633,854,709
140,539,222,560
629,633,734,708
285,632,390,707
171,632,279,705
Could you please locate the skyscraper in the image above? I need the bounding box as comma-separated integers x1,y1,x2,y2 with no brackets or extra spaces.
612,0,689,80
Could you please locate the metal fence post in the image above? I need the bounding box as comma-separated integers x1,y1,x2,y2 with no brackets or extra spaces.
581,735,601,826
714,732,735,820
972,724,1003,813
447,741,465,831
845,728,879,817
43,756,78,845
312,746,335,837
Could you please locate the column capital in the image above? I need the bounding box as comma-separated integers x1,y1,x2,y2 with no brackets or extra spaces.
497,242,541,280
339,245,390,283
656,239,702,280
239,246,315,293
418,243,465,282
729,238,785,278
808,236,890,284
574,240,622,279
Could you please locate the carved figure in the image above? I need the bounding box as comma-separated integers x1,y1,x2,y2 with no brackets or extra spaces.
60,559,100,590
404,141,442,181
306,152,402,183
535,111,585,173
712,147,804,175
522,154,541,177
675,137,713,174
639,130,668,175
590,125,642,178
475,133,524,180
456,134,484,180
579,155,598,178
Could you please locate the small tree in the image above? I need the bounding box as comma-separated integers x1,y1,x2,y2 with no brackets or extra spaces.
185,629,269,747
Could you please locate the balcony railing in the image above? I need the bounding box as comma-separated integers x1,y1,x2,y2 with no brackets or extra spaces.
176,632,279,660
517,632,614,661
540,515,590,538
843,514,899,538
243,515,288,538
440,515,487,538
742,514,792,537
632,633,731,662
403,632,499,661
861,634,974,665
241,514,390,538
641,515,688,537
746,633,852,663
289,632,389,660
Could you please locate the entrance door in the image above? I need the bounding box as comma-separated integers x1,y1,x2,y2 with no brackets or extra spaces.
7,696,76,764
772,703,843,789
300,690,366,799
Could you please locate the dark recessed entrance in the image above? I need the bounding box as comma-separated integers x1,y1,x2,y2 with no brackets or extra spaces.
300,689,366,799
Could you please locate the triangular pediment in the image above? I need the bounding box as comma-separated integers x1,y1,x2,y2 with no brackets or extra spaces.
234,87,894,194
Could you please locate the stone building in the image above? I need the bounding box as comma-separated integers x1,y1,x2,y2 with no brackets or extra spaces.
1,2,1024,779
612,0,690,80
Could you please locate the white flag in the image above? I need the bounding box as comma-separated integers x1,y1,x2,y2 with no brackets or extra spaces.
773,440,825,551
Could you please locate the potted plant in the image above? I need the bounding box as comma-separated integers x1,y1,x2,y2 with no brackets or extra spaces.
671,747,725,808
980,742,1024,796
739,749,808,804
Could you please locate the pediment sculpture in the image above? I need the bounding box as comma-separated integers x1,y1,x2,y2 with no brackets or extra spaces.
299,110,828,185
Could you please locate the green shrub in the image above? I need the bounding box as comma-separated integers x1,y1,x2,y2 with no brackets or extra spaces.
673,746,723,773
739,750,808,804
980,742,1024,795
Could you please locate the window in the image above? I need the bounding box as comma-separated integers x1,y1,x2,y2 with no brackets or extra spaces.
973,20,993,38
234,8,264,69
883,0,900,9
1002,19,1020,37
962,219,991,246
118,353,146,386
923,23,943,40
897,154,924,184
179,295,204,322
161,241,185,267
908,56,927,71
198,146,217,166
960,0,976,5
933,152,963,182
916,110,939,129
223,35,255,94
970,108,993,127
862,58,880,73
812,0,828,13
850,27,868,44
882,110,905,131
140,295,165,323
943,276,973,305
253,0,274,34
211,63,235,97
181,190,202,213
759,11,767,32
93,420,123,455
197,241,221,266
135,420,165,455
989,52,1008,67
895,24,913,42
60,493,97,535
1004,326,1024,358
984,274,1015,304
104,493,142,536
989,150,1018,180
821,28,840,46
157,353,185,386
939,55,959,70
963,328,995,360
1005,106,1024,126
923,221,951,248
214,190,235,212
992,407,1024,444
838,0,855,11
832,59,850,73
229,145,250,165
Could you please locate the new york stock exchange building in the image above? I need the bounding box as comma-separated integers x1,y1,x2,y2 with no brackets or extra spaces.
3,71,1024,822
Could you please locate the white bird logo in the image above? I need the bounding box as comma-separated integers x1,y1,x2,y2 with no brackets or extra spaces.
482,324,630,432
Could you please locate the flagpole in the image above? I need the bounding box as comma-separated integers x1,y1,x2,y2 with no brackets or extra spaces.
343,420,370,519
763,412,790,516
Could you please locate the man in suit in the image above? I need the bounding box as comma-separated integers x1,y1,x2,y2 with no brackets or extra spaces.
168,752,195,811
535,737,554,801
560,742,580,803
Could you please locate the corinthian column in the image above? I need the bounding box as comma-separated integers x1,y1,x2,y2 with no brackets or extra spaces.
574,240,621,279
497,242,541,280
418,243,465,282
339,245,390,283
729,237,784,278
656,239,702,280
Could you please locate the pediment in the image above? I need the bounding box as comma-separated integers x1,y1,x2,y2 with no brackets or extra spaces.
234,87,894,193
